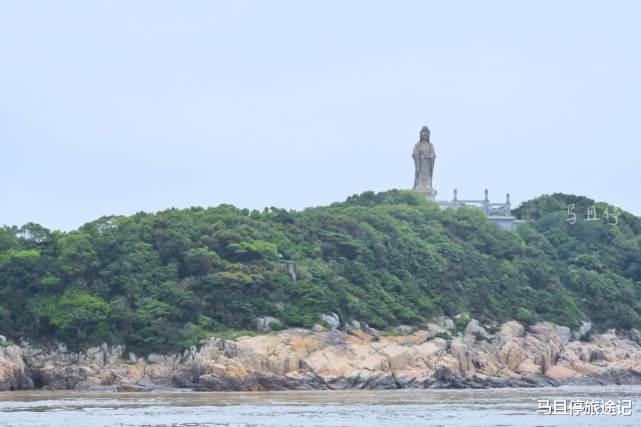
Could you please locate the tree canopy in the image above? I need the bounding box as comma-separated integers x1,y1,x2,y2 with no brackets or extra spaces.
1,190,639,354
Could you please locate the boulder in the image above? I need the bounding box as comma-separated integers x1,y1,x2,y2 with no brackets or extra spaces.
464,320,491,341
363,325,381,337
433,366,454,381
378,343,411,371
435,316,455,330
425,323,448,338
499,321,525,338
0,345,33,391
629,329,641,345
393,325,414,336
572,321,592,340
116,383,149,392
555,326,572,345
344,320,361,333
256,316,279,332
320,313,340,330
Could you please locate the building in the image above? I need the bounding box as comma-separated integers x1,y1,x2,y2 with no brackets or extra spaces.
436,189,524,231
411,125,523,231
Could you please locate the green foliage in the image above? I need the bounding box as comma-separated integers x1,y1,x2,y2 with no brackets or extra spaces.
514,307,535,325
0,191,640,354
227,240,278,261
41,291,111,350
184,247,221,276
454,313,472,332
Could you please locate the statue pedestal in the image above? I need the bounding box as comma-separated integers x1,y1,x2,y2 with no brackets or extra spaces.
425,189,437,200
416,188,437,200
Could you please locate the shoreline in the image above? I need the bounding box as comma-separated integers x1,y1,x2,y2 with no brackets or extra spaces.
4,383,641,395
3,320,641,392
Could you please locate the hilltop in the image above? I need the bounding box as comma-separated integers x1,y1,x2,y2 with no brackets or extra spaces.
1,190,640,354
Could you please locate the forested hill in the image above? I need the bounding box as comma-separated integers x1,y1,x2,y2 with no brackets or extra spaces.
1,191,640,354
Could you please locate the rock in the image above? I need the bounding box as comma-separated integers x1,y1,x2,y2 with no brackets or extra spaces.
0,345,33,391
589,349,605,362
0,335,6,345
393,325,414,335
198,374,238,391
572,321,592,340
171,363,203,388
425,323,448,338
464,320,491,341
555,326,572,345
435,316,455,330
116,383,148,392
499,321,525,338
545,365,577,382
450,340,475,372
3,319,641,392
320,313,340,330
30,366,85,390
433,366,454,381
344,320,362,333
363,373,398,390
629,329,641,345
256,316,279,332
378,343,411,371
363,325,380,337
147,353,164,364
283,261,297,282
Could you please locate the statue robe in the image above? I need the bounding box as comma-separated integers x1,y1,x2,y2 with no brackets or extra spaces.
412,141,436,191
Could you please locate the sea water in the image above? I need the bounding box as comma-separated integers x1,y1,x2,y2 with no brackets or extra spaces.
1,385,640,426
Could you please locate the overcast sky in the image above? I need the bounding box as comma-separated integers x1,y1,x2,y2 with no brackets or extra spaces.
1,1,639,231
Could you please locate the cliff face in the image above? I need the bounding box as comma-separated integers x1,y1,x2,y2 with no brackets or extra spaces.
2,321,641,392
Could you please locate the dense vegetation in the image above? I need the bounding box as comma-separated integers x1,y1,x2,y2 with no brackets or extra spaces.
1,191,640,354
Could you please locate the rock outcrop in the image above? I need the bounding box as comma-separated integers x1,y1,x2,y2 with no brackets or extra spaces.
0,344,33,390
2,320,641,391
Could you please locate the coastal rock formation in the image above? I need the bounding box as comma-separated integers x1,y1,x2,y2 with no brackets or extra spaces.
0,344,32,390
2,320,641,391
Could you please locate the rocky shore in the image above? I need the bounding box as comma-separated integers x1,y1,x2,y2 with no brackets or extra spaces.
2,319,641,392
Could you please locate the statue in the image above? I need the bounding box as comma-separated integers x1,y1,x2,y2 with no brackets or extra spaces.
412,126,437,198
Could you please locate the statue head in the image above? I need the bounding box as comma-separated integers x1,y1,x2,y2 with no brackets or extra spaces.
419,126,430,142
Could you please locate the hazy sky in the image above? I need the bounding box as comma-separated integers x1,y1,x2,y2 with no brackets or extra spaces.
1,1,640,231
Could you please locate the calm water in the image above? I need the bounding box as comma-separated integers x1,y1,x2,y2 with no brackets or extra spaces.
1,386,640,426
